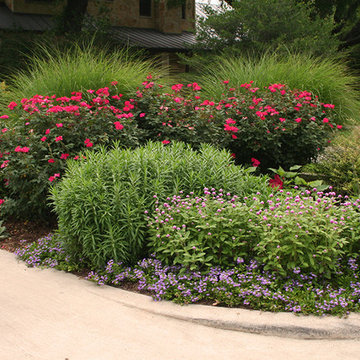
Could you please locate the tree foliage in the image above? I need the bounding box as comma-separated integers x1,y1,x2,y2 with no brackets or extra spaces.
304,0,360,69
193,0,340,58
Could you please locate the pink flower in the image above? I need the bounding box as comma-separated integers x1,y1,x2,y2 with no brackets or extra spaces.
251,158,260,167
223,80,229,84
279,118,286,122
1,160,9,168
48,176,55,182
269,175,283,190
56,123,63,127
231,153,236,158
60,153,70,160
14,146,29,153
48,159,55,163
0,199,5,205
337,125,342,129
74,156,80,160
295,118,302,123
41,136,47,142
114,121,124,130
0,115,9,119
8,101,18,110
111,81,118,86
54,173,60,178
225,118,236,125
55,136,63,142
224,124,239,132
162,140,170,145
171,84,183,92
323,118,329,123
2,128,7,133
187,82,201,91
45,129,50,135
139,113,146,118
96,87,110,97
47,106,63,113
86,142,93,148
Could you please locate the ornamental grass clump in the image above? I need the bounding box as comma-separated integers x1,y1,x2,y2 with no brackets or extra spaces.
51,141,270,269
148,189,360,278
2,41,166,107
196,53,360,124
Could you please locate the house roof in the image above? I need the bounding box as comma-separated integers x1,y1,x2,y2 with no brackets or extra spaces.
110,27,196,50
0,1,225,50
0,4,54,31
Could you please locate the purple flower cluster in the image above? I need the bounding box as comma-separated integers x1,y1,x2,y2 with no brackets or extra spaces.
15,190,360,317
15,234,64,268
84,255,360,316
147,188,360,277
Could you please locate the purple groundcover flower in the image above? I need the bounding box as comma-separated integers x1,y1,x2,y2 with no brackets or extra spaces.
15,208,360,317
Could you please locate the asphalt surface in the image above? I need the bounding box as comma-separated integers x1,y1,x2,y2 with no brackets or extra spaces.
1,249,360,360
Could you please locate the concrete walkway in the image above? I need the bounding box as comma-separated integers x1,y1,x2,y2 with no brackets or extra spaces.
1,249,360,360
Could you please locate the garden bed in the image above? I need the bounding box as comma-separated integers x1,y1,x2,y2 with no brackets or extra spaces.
0,219,54,252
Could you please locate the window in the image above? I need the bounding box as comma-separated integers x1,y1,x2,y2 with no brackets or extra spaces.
139,0,151,17
181,3,186,19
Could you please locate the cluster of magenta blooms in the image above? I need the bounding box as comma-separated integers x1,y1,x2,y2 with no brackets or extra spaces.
15,230,360,316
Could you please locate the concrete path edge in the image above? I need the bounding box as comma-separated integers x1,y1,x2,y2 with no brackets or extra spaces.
4,250,360,341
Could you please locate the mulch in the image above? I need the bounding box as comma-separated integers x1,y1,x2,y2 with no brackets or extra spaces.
0,219,55,252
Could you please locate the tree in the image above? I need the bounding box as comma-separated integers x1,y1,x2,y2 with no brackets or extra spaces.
193,0,340,58
304,0,360,69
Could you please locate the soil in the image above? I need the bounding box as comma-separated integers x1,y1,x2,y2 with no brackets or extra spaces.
0,219,55,252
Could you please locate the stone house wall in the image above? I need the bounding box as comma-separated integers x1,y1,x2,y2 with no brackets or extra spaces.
4,0,195,34
87,0,195,34
4,0,64,15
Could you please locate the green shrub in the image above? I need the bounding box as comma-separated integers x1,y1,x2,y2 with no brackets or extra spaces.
1,41,166,107
132,81,225,149
50,141,270,268
0,78,340,219
147,191,255,271
196,52,360,124
148,189,360,277
305,126,360,197
0,87,140,219
133,80,339,169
